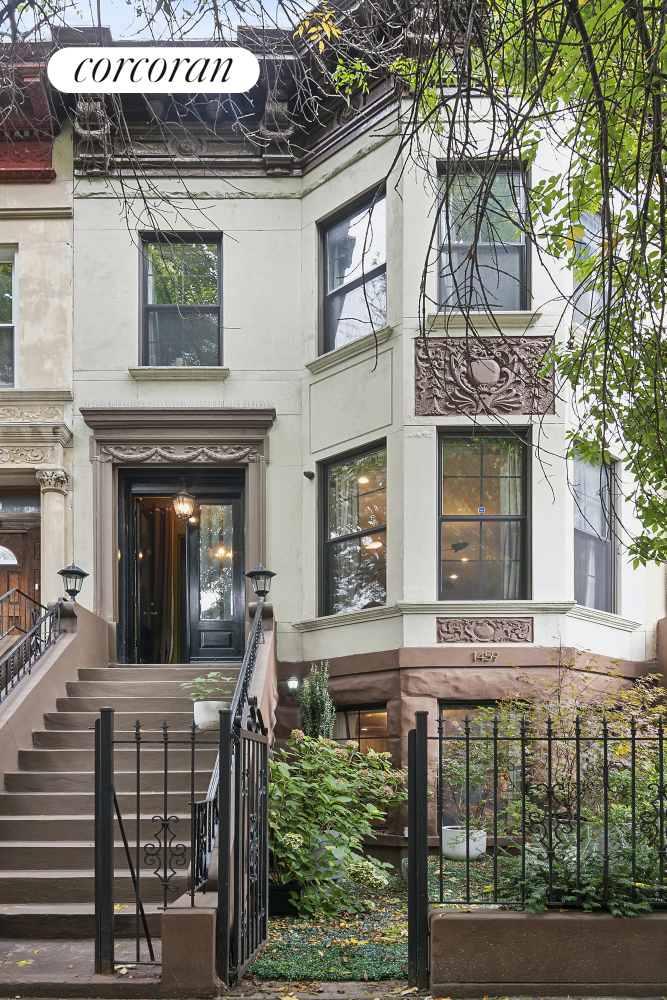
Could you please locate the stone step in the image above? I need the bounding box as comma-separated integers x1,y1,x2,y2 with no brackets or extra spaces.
66,681,214,698
109,662,240,670
5,770,211,794
55,697,198,713
0,815,189,840
77,665,239,682
17,747,218,771
0,842,194,870
44,712,194,731
0,902,164,939
0,790,200,815
32,729,199,749
0,870,188,904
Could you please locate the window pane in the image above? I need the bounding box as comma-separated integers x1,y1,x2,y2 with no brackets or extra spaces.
199,504,233,620
147,310,219,366
448,171,524,245
573,212,603,328
573,456,610,538
442,437,523,515
480,521,522,598
333,708,388,753
0,327,14,386
327,448,387,539
328,530,386,613
147,242,218,305
574,529,612,612
326,272,386,349
442,245,524,311
441,520,522,599
441,521,480,597
326,197,386,292
0,261,12,324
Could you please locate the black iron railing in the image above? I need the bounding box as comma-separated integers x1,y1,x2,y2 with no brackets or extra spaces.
0,594,62,704
408,709,667,987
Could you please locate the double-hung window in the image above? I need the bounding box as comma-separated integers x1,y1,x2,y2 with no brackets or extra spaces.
0,248,16,386
142,237,221,367
440,435,526,599
322,444,387,615
572,212,603,329
321,192,386,353
573,455,616,612
438,165,527,312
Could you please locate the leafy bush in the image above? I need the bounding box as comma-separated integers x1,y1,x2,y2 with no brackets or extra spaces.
269,731,405,914
180,671,234,701
347,858,389,889
298,661,336,738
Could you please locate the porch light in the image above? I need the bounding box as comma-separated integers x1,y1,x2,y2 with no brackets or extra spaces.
58,563,89,602
246,563,276,598
286,676,299,694
172,486,196,523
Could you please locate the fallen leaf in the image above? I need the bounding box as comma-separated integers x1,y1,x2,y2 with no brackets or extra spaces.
15,961,33,966
114,904,127,910
67,965,74,970
33,951,38,954
364,975,369,982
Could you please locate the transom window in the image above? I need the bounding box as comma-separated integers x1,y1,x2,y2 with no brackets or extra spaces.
573,455,616,613
322,444,387,615
142,237,221,367
321,193,386,353
440,436,526,600
438,166,527,312
0,248,16,387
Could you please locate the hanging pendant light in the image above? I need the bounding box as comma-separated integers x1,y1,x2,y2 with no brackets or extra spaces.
172,484,197,523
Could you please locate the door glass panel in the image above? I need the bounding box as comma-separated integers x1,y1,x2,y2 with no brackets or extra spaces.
199,504,233,621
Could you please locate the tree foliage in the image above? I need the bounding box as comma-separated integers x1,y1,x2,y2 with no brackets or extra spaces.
297,660,337,739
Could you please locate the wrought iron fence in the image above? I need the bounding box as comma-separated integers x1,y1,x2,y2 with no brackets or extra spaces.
408,708,667,987
0,596,61,704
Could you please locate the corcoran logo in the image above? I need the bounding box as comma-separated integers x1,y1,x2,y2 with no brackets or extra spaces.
47,46,260,94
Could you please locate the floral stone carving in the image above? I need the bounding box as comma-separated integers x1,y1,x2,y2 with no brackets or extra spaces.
437,617,533,643
97,444,261,464
414,336,555,415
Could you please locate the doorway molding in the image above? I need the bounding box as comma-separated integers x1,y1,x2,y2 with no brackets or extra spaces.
80,406,276,626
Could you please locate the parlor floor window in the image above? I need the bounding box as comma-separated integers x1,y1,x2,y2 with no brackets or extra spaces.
142,237,221,367
440,436,526,600
333,705,388,753
322,444,386,615
0,249,16,386
573,455,616,613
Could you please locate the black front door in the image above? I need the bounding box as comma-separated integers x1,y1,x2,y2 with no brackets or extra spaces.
118,468,246,664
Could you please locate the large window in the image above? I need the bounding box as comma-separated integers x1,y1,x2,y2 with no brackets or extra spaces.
321,193,386,354
142,237,221,367
572,212,603,329
0,248,16,386
438,166,527,312
333,705,388,753
440,436,526,600
573,455,616,613
322,444,387,615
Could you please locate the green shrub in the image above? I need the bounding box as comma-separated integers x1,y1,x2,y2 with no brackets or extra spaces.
297,661,336,739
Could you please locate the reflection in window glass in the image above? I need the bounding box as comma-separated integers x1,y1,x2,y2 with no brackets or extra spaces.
572,212,603,329
333,706,388,753
322,195,386,352
199,504,233,620
439,168,526,312
0,257,15,387
0,545,18,565
143,240,220,367
440,437,525,600
324,446,387,615
573,456,615,612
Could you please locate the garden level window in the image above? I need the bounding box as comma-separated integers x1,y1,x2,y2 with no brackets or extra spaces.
438,166,527,312
440,436,526,600
0,248,16,387
142,237,221,367
573,455,616,613
333,705,388,754
321,193,386,353
322,444,386,615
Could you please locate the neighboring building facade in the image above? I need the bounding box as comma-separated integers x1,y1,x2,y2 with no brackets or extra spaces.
2,33,664,840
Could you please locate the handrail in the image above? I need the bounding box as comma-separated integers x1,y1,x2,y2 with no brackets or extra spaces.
0,588,46,641
0,600,62,704
192,597,267,893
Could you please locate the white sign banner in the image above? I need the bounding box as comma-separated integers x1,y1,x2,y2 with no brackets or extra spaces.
47,46,260,94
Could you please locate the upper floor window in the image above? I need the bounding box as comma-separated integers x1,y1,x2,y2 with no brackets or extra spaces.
440,435,526,600
573,455,616,613
438,166,527,312
322,443,387,615
142,237,221,367
572,212,602,329
321,193,386,354
0,248,16,387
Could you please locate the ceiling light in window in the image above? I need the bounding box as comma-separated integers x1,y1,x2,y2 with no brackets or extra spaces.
365,540,383,549
216,547,227,558
461,557,468,562
450,574,458,579
358,476,369,484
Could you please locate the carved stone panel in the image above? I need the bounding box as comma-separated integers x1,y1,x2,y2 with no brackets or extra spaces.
415,336,555,415
97,444,261,464
437,617,534,643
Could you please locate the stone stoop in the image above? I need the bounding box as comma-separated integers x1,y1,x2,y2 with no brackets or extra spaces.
0,662,240,940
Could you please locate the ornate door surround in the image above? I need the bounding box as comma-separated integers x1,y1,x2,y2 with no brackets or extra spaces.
80,406,276,631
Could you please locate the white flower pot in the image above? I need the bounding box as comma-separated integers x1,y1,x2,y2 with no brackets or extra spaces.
441,826,487,861
193,700,230,731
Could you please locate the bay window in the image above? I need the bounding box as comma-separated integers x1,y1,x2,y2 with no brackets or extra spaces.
0,248,16,386
573,455,616,612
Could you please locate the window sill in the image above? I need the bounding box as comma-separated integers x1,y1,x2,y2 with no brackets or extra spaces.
128,366,230,381
426,311,541,330
306,325,394,375
566,604,641,632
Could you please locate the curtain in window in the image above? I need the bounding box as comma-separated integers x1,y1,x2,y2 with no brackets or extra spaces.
500,443,522,598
